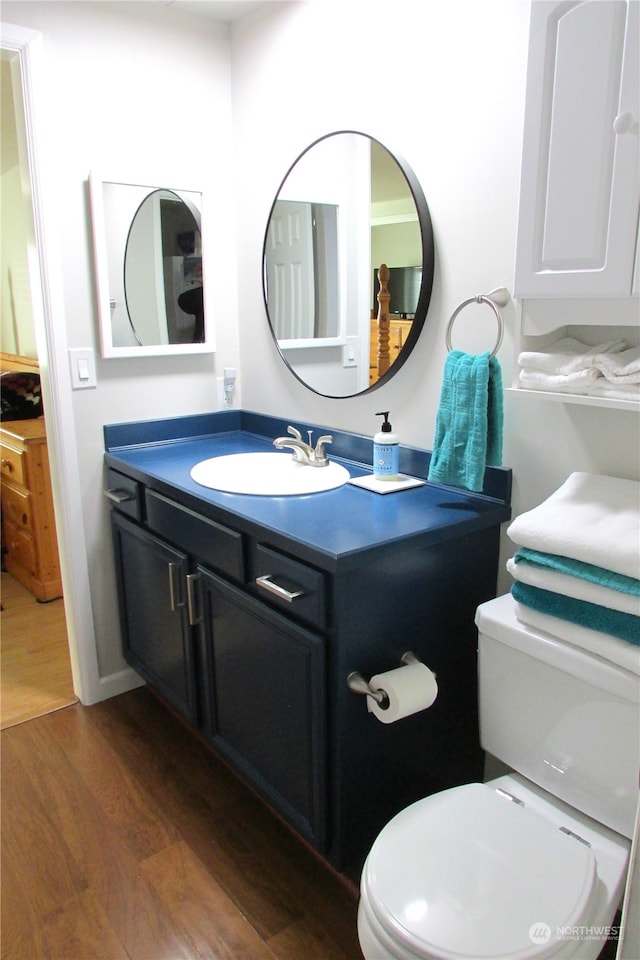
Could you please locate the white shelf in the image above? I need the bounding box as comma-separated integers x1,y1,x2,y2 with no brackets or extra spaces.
505,386,639,412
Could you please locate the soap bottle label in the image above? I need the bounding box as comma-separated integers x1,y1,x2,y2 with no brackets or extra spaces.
374,443,399,477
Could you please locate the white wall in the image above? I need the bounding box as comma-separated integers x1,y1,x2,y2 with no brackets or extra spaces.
0,163,37,354
2,0,240,678
1,57,37,357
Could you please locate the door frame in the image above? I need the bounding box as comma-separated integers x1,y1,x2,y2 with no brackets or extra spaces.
2,22,101,703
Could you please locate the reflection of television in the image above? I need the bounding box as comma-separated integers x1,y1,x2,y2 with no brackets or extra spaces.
372,266,422,317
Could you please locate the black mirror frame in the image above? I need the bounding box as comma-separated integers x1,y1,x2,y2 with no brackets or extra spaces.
262,130,435,398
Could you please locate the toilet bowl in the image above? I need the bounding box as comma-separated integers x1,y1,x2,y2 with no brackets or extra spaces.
357,594,638,960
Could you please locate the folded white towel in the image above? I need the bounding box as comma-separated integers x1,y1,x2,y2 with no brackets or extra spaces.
586,380,640,402
506,556,640,616
595,346,640,384
518,336,627,375
519,367,600,393
513,601,640,676
507,472,640,580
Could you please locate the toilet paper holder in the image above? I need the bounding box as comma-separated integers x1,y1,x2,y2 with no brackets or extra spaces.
347,651,421,709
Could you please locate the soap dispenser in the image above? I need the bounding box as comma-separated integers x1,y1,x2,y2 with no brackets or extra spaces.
373,412,399,480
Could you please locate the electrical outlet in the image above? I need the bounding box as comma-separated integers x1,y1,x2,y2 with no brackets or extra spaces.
223,367,237,407
216,377,226,408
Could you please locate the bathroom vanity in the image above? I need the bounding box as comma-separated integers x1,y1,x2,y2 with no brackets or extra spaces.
104,410,511,878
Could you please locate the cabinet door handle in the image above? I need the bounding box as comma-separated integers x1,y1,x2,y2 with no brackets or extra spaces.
186,573,202,625
2,459,14,473
168,562,185,612
104,488,135,504
255,574,304,603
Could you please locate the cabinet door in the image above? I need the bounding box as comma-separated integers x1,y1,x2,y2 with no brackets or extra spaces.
111,511,198,725
515,0,639,298
200,568,326,851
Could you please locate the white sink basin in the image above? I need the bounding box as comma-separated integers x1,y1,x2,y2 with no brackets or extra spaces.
190,451,350,496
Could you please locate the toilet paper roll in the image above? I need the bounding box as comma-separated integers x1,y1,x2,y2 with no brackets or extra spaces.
367,661,438,724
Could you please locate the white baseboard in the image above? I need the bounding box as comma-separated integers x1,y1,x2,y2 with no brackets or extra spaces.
90,666,145,704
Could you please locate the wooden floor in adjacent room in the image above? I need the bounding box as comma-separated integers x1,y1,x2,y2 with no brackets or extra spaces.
1,571,77,729
1,685,362,960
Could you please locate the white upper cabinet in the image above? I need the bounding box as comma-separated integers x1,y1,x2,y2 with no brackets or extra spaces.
515,0,639,298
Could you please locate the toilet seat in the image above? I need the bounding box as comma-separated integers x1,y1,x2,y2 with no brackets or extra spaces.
361,782,599,960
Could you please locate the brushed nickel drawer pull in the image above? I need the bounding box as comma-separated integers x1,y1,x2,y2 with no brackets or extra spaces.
104,488,135,504
186,573,202,625
168,562,185,612
255,574,304,603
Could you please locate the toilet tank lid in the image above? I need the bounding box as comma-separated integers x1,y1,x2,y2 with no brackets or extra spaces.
476,594,640,699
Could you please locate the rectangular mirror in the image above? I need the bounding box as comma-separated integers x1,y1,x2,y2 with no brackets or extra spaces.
89,172,215,358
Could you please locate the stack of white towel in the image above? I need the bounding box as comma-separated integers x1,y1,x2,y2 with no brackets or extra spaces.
507,472,640,673
518,336,640,402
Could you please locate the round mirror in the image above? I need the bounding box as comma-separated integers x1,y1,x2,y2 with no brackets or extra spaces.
262,131,434,397
124,189,204,347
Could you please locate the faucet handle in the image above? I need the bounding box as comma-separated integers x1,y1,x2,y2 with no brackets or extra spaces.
287,425,303,442
313,435,333,464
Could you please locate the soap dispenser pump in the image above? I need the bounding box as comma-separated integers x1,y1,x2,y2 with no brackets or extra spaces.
373,411,399,480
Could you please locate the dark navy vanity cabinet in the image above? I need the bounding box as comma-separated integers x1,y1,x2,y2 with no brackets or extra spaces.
111,511,199,725
105,411,511,878
201,570,327,849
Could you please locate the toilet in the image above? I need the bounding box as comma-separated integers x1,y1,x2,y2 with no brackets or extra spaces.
358,593,639,960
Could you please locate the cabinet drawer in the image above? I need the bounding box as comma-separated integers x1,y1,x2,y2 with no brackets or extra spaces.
1,484,32,531
1,443,26,487
104,469,142,521
146,490,244,582
252,543,326,630
2,517,36,574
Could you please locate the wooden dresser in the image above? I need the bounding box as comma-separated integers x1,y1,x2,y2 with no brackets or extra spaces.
1,418,62,602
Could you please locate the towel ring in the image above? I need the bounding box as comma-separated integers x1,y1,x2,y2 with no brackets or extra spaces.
445,287,509,360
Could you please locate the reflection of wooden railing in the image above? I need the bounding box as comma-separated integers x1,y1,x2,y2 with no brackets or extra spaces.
369,265,413,386
375,264,391,378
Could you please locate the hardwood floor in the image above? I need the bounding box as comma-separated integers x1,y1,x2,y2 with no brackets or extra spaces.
1,571,76,729
1,686,362,960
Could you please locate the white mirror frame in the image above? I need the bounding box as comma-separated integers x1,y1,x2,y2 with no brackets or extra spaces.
89,171,215,358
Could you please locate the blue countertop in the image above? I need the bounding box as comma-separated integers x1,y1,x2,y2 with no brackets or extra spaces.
104,411,511,563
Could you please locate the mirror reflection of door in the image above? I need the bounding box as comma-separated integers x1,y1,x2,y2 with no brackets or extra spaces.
265,200,339,340
265,199,315,339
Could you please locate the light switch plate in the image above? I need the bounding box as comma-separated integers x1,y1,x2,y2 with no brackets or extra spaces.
343,336,359,368
69,347,97,389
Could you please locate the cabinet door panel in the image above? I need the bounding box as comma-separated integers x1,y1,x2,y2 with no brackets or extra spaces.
200,569,326,850
515,0,639,297
111,512,198,724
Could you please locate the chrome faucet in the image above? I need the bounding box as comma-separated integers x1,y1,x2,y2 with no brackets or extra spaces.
273,425,333,467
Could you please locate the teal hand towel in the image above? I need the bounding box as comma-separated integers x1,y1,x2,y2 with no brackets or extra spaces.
428,350,504,492
511,582,640,645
